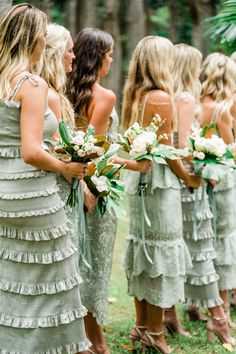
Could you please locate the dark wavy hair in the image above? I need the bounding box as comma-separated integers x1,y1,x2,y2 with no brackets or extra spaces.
67,27,113,117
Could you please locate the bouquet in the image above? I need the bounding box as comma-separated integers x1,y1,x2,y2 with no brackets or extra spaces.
54,121,111,207
84,158,125,217
187,122,235,180
117,114,188,264
117,114,189,164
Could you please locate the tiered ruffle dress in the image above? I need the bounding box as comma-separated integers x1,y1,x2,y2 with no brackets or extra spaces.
213,170,236,291
206,106,236,291
123,156,192,307
0,73,90,354
175,92,223,308
79,108,119,324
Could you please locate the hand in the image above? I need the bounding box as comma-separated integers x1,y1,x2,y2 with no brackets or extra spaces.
134,159,152,173
208,178,218,187
84,186,97,214
63,162,87,179
185,174,201,189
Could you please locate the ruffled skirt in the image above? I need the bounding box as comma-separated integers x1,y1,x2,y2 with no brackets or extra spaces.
213,170,236,290
123,164,192,308
0,156,90,353
181,183,223,308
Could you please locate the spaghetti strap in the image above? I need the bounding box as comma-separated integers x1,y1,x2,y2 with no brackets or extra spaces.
140,91,152,126
8,73,39,101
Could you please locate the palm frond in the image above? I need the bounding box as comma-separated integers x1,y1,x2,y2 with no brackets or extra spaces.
205,0,236,45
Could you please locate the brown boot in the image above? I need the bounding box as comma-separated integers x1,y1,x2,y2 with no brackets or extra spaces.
164,306,190,337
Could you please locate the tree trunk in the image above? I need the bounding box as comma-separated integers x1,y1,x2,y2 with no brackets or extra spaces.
0,0,12,17
168,0,180,43
30,0,52,18
65,0,78,39
77,0,97,33
126,0,146,62
189,0,216,56
101,0,122,110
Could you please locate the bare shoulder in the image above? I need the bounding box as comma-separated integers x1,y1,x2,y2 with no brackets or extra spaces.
13,74,48,101
176,92,195,105
93,84,116,105
148,90,171,106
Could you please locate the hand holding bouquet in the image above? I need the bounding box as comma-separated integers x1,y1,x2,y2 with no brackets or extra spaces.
83,158,125,217
117,114,188,164
54,121,111,207
187,122,235,181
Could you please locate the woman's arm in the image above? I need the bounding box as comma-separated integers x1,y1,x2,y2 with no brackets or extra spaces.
151,91,200,188
216,111,234,145
18,77,86,179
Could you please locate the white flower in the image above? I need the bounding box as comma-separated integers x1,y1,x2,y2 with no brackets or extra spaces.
132,122,140,130
91,175,109,192
130,138,147,158
60,154,72,162
88,146,105,156
72,132,84,146
193,151,205,160
141,131,157,146
194,137,207,152
77,149,86,157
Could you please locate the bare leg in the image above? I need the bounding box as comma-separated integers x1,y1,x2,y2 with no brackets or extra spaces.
141,303,169,353
134,297,147,326
129,298,147,343
220,290,236,328
207,305,235,344
164,305,190,336
84,312,109,354
147,303,163,332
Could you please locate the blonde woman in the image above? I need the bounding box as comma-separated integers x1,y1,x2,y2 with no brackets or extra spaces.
0,4,90,354
122,36,201,354
172,44,234,346
201,53,236,334
38,23,96,220
67,28,151,354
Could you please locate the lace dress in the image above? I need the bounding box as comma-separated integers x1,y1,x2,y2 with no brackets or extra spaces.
0,74,90,354
175,92,223,308
123,97,192,308
79,108,119,325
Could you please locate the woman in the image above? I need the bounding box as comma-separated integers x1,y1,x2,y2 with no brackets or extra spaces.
38,23,95,226
200,53,236,333
0,4,90,353
173,44,234,346
121,36,201,354
67,28,151,354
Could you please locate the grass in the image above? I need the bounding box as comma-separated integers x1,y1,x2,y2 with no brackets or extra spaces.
104,202,236,353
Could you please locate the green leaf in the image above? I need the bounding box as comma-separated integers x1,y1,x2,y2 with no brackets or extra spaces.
59,121,72,146
97,159,107,174
153,156,167,164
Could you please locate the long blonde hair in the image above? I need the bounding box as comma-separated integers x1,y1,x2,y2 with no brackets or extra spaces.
37,23,74,127
173,44,202,100
0,3,47,98
121,35,175,129
200,53,236,118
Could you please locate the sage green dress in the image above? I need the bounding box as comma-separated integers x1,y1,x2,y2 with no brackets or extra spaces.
175,92,223,308
0,73,90,354
213,170,236,291
79,108,119,324
123,162,192,307
207,107,236,291
123,96,192,308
